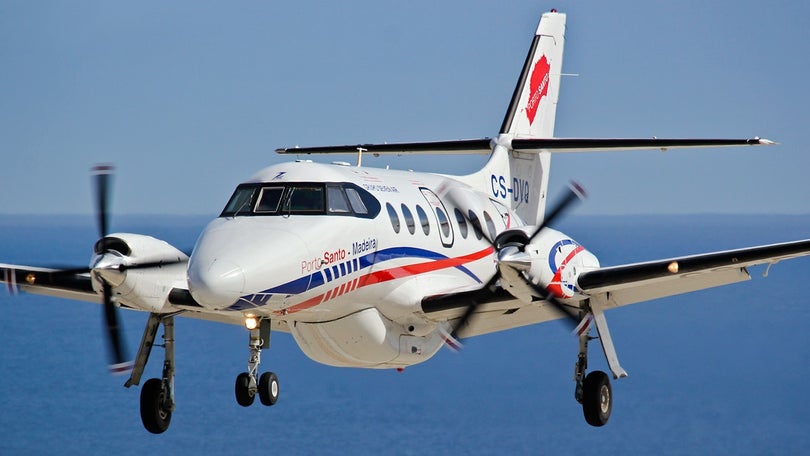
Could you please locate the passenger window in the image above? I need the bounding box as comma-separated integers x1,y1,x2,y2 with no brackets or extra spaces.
401,204,416,234
468,211,483,240
454,208,468,239
436,208,450,237
484,211,497,240
327,186,351,213
416,205,430,235
287,186,325,212
346,188,368,214
386,203,400,233
255,187,284,213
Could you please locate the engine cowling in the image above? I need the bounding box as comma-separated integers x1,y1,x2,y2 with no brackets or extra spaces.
91,233,188,312
497,228,600,301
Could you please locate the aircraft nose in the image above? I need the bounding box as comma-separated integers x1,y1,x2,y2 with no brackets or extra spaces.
188,258,245,310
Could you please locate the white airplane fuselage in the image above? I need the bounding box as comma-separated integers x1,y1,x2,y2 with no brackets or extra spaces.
185,160,597,369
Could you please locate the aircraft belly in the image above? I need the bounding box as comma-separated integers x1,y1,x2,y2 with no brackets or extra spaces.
289,307,444,368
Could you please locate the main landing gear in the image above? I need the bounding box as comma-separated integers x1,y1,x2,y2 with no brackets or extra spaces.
125,313,177,434
574,332,612,426
234,316,280,407
573,300,628,427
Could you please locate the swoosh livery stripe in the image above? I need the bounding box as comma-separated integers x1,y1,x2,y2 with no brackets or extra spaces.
226,245,494,312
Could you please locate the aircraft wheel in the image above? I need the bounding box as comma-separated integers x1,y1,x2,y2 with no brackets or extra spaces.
140,378,172,434
258,372,280,406
235,372,255,407
582,370,612,427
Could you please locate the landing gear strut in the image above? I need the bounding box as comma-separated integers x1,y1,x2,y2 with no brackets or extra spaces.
234,318,279,407
574,331,612,427
573,299,628,427
125,313,176,434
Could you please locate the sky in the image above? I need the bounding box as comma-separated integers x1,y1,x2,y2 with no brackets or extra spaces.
1,0,808,216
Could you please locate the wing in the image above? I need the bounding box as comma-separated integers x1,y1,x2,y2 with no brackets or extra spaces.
421,238,810,338
1,263,98,303
575,238,810,308
421,284,569,339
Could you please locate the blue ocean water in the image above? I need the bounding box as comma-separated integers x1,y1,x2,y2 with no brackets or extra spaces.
1,214,809,455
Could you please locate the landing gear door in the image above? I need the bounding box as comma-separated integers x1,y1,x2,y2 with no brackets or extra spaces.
419,187,454,248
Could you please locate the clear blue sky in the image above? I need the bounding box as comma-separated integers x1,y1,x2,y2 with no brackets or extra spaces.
1,0,808,215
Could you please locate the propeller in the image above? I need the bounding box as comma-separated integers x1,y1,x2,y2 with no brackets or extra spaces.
445,181,587,345
38,165,188,374
90,164,133,374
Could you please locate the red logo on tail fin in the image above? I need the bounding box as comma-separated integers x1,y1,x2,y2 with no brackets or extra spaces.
525,55,550,125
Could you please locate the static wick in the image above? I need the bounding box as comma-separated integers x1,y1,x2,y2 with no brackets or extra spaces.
667,261,679,274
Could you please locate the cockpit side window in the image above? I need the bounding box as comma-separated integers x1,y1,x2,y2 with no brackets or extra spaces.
221,185,258,217
327,185,351,213
345,188,368,214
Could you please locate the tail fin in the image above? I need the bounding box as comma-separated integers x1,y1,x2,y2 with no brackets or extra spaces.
500,10,566,138
464,10,566,226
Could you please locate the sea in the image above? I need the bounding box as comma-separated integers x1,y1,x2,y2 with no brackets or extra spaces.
1,214,808,455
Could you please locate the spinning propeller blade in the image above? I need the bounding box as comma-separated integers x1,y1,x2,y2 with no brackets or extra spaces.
91,164,133,374
444,182,587,347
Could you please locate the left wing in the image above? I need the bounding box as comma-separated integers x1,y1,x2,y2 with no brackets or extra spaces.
422,238,810,338
575,238,810,308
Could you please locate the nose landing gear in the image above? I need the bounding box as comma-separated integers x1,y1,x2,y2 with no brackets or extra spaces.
234,318,279,407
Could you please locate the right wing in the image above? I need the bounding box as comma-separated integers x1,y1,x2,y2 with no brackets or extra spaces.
1,264,98,303
421,238,810,338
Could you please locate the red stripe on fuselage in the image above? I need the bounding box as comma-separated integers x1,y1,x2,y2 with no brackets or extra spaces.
274,246,494,316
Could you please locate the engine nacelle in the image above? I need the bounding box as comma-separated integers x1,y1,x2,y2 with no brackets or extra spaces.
499,228,600,301
289,308,446,368
91,233,189,313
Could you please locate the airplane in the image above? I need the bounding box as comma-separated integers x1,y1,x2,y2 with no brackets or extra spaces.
3,9,810,434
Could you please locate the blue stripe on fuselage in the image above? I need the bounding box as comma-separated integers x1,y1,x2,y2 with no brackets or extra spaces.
226,246,484,310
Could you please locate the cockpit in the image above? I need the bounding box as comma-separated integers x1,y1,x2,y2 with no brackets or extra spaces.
220,182,381,218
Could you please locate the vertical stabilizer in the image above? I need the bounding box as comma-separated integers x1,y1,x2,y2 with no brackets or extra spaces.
500,11,566,138
462,11,566,226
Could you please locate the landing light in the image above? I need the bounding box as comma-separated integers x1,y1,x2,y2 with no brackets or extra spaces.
244,315,259,330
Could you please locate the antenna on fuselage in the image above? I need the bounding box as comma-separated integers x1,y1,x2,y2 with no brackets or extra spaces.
356,147,366,167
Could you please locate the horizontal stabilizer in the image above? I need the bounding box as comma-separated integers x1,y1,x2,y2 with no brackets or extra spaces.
511,137,774,153
276,139,492,155
275,137,773,156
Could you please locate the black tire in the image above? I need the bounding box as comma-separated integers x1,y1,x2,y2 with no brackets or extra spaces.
258,372,280,406
235,372,255,407
582,370,612,427
140,378,172,434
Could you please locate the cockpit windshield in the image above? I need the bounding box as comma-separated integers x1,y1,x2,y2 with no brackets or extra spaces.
220,182,380,219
